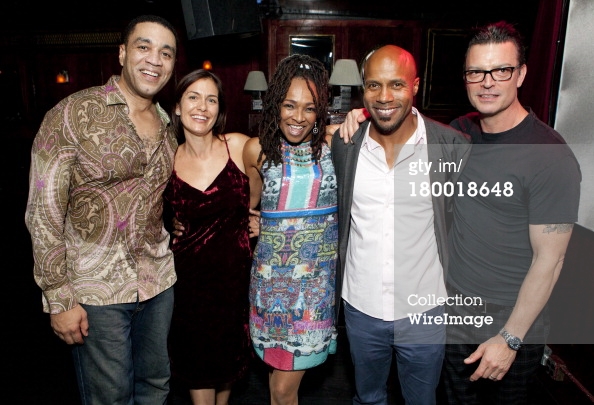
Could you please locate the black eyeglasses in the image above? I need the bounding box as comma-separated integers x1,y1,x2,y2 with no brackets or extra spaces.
463,65,522,83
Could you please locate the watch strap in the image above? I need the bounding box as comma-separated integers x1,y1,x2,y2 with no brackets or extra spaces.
499,328,522,350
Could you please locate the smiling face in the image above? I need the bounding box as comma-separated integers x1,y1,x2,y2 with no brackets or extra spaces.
279,77,318,144
464,41,526,119
362,45,419,136
175,77,219,138
118,21,176,100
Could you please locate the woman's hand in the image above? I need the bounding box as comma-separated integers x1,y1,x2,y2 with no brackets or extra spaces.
249,208,261,238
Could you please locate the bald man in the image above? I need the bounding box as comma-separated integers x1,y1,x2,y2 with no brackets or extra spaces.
331,45,470,404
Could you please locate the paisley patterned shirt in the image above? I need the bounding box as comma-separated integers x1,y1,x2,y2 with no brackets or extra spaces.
25,76,177,314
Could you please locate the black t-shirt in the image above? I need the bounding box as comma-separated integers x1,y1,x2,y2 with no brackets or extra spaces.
447,110,581,305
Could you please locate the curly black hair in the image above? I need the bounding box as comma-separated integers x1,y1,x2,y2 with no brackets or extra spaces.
258,54,329,167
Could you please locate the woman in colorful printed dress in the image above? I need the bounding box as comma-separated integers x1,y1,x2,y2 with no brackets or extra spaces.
243,54,338,405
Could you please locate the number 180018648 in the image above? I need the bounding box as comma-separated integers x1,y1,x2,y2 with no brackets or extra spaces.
409,181,514,197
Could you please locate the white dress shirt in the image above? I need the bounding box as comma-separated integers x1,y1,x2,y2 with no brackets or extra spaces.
342,109,447,321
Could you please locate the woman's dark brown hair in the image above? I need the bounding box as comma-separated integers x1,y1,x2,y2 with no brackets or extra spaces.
171,69,227,144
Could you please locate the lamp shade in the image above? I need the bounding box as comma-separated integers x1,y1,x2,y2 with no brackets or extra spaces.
244,71,268,91
329,59,362,86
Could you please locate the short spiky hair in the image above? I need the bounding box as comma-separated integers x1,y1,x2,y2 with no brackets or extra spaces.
466,21,526,67
259,54,329,167
121,14,179,50
172,69,227,144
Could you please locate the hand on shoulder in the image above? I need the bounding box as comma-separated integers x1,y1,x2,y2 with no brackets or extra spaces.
339,108,368,144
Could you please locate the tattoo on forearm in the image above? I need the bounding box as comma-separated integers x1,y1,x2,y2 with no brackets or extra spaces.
543,224,574,234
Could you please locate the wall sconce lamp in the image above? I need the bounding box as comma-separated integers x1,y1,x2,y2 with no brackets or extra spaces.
56,70,70,84
328,59,362,112
243,70,268,111
202,60,213,70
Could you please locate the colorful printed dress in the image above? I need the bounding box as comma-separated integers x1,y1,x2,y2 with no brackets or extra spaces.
249,139,338,371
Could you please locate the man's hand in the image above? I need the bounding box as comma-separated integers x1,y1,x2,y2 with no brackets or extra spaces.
171,216,185,245
249,208,261,238
339,108,368,144
465,334,517,381
50,304,89,345
326,124,340,138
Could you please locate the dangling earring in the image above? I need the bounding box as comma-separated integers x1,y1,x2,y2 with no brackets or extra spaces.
312,121,319,135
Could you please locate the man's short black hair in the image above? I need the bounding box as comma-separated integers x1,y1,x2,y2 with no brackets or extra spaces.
466,21,526,67
121,14,179,49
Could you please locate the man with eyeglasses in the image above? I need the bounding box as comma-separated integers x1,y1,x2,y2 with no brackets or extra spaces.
337,20,581,405
441,21,581,404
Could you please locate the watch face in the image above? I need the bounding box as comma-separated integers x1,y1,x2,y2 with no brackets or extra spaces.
500,329,522,350
508,337,521,350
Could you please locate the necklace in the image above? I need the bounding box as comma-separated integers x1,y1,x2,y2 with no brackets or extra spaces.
282,140,313,167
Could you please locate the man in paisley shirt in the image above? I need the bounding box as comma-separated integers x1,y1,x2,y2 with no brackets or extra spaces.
25,15,179,405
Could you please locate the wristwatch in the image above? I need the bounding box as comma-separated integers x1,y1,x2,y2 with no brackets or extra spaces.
499,328,522,351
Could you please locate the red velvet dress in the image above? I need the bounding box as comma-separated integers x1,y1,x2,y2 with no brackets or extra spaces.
164,148,252,389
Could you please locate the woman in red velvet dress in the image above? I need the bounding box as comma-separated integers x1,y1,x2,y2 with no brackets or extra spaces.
163,69,252,405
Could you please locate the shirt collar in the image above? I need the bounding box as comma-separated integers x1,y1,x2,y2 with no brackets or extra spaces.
104,75,170,125
411,107,427,146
